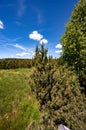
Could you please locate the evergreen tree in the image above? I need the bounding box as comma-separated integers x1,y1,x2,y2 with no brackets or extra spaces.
30,44,56,129
34,43,48,68
30,44,86,130
34,45,39,59
40,43,48,61
34,45,40,66
61,0,86,91
47,66,86,130
31,43,53,107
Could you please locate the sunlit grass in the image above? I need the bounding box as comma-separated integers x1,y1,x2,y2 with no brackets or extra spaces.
0,68,40,130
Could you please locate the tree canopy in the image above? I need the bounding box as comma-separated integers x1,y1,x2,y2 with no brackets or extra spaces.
61,0,86,91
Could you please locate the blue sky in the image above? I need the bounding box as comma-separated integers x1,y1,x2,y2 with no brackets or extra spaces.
0,0,78,58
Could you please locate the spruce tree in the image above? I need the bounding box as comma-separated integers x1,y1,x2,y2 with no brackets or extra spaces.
30,44,86,130
47,66,86,130
61,0,86,91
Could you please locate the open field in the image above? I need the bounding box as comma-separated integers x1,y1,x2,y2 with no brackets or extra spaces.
0,68,40,130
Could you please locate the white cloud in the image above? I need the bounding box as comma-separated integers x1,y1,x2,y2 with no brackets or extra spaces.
40,39,48,44
0,20,4,29
16,52,29,57
56,44,62,49
29,31,43,41
55,50,62,53
13,44,26,51
32,52,35,56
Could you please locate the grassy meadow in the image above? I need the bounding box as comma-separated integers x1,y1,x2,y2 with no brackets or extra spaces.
0,68,40,130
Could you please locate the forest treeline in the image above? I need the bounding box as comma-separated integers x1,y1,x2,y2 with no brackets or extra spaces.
0,58,33,69
0,58,61,69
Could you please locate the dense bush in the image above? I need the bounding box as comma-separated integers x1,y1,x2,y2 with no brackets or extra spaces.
30,44,86,130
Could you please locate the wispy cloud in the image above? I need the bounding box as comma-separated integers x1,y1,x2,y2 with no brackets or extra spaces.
17,0,26,17
0,34,34,58
40,39,48,44
0,34,22,44
0,20,4,29
15,21,23,26
55,50,62,53
13,43,26,51
15,21,22,26
11,37,22,42
37,12,42,24
56,43,62,49
7,43,26,51
16,52,29,57
16,48,35,58
35,8,43,24
29,31,43,41
0,35,26,51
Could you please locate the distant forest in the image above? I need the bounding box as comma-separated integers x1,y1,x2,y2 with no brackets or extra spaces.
0,58,61,69
0,58,34,69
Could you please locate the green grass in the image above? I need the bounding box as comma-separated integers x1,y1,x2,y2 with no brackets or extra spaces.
0,68,40,130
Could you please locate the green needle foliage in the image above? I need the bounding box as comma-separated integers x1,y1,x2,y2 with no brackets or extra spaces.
31,44,86,130
47,66,86,130
60,0,86,92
